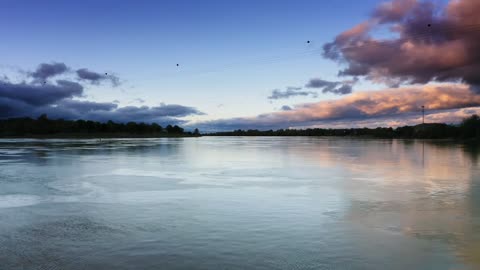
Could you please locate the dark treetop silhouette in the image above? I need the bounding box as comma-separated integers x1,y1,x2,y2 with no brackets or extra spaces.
0,114,199,138
2,114,480,140
207,115,480,140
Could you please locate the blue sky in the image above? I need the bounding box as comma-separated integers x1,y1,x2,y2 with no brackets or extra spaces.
1,0,477,130
0,0,380,116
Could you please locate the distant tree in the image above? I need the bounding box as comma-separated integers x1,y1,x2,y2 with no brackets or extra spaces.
35,114,52,134
460,114,480,138
0,116,188,137
193,128,200,135
151,123,163,133
126,122,138,133
171,125,184,133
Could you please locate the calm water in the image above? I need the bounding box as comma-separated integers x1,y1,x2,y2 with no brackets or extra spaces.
1,137,480,270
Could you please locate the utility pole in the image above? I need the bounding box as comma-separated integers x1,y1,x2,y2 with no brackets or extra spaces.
421,105,425,124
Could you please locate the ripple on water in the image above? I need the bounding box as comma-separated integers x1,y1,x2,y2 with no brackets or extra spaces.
0,216,124,270
0,195,42,208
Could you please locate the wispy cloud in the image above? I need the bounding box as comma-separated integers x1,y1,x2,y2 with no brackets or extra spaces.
76,68,121,87
268,86,317,100
305,78,357,95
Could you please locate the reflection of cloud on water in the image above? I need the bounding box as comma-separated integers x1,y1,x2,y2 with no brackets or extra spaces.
288,139,474,197
285,138,480,268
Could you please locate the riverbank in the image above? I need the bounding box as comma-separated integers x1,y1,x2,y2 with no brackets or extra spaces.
0,133,201,139
204,118,480,140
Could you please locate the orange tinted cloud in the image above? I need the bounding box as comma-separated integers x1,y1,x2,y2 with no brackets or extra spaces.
196,84,480,130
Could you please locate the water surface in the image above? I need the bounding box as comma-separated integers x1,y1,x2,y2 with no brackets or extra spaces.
1,137,479,269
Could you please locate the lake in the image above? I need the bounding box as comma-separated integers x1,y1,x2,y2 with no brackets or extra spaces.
0,137,479,269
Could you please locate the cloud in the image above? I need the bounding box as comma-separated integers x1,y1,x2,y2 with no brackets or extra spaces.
0,95,203,125
372,0,417,23
30,62,68,80
36,102,204,124
76,68,121,87
0,70,202,124
305,78,356,95
0,80,83,106
27,62,123,87
281,105,292,111
83,104,203,124
323,0,480,89
60,100,119,112
268,86,318,99
299,106,480,129
194,83,480,130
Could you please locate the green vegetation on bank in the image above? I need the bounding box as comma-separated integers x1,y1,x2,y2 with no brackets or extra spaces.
208,115,480,140
0,114,200,138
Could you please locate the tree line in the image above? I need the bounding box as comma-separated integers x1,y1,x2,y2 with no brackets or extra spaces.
208,115,480,139
3,114,480,139
0,114,200,137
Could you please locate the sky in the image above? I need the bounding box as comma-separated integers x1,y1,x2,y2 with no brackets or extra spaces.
1,0,479,131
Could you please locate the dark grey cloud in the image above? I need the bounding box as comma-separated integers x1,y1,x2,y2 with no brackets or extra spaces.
332,85,353,95
0,80,83,106
85,104,203,124
268,86,318,100
0,95,203,125
305,79,336,89
27,62,123,88
322,0,480,89
280,105,292,111
0,69,202,125
305,78,356,95
30,62,68,80
76,68,121,87
36,102,203,125
0,97,32,119
60,100,118,112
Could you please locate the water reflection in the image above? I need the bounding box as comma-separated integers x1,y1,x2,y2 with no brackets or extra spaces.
0,137,479,269
286,138,479,268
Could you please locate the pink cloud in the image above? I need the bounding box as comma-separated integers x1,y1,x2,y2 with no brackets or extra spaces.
323,0,480,89
196,83,480,130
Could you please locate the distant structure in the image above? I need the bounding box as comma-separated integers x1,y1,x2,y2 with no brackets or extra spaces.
422,105,425,124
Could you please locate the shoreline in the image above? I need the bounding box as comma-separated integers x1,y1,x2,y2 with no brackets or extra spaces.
2,134,478,143
204,134,479,141
0,133,201,139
